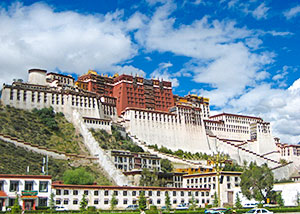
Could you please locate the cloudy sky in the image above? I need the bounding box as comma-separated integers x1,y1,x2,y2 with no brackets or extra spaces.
0,0,299,144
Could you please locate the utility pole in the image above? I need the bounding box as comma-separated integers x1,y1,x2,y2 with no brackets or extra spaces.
208,152,228,207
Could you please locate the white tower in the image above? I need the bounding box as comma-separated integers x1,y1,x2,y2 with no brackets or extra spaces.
28,68,47,85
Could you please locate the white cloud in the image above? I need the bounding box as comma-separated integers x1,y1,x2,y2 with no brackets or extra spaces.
150,62,179,87
145,56,152,61
252,3,269,20
135,2,274,107
110,65,146,77
284,5,300,20
0,2,137,86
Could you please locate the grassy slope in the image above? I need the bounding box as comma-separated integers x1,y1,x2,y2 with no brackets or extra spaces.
91,127,144,152
0,104,83,154
0,104,111,185
0,139,111,185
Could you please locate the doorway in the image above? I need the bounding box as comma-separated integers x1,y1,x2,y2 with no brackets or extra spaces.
24,200,34,210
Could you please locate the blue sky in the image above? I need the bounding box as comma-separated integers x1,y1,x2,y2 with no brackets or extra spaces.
0,0,300,144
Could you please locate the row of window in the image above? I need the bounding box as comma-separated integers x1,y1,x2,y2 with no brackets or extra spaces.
56,189,209,197
186,176,239,184
56,198,210,206
84,119,110,126
0,181,48,192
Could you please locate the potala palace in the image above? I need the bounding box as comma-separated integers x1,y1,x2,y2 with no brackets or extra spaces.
1,69,299,183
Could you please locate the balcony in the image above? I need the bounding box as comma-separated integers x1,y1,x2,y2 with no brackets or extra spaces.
22,190,38,196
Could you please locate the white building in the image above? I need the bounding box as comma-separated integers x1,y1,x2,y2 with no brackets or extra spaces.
0,174,52,211
182,171,242,206
52,181,210,210
108,150,161,172
1,69,117,124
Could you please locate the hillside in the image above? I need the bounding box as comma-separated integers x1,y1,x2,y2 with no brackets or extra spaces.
0,139,112,185
91,126,144,152
0,104,85,154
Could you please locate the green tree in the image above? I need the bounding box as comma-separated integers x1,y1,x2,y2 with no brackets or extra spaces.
140,168,162,186
235,193,242,209
11,194,21,214
296,192,300,207
189,194,197,211
32,107,59,131
110,194,118,210
240,162,274,203
279,159,288,165
49,192,55,211
212,192,218,207
165,191,171,211
139,191,147,211
63,168,95,185
80,194,88,211
276,192,284,207
161,159,173,173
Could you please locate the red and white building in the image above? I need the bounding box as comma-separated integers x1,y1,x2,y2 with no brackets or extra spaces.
0,174,52,211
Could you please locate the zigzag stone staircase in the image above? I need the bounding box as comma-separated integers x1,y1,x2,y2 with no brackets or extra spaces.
70,110,130,186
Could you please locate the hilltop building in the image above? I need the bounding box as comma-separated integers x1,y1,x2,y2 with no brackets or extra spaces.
0,69,296,181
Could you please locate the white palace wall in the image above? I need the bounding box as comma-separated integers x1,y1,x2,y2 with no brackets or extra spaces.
0,84,117,123
122,109,211,154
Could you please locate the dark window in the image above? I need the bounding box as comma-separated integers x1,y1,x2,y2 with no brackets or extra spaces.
123,199,128,205
94,191,99,196
94,200,99,205
132,191,136,196
157,191,160,196
181,191,184,196
104,190,109,196
73,200,78,205
104,200,109,205
157,199,161,204
64,190,69,195
73,190,78,195
0,181,3,191
38,198,47,207
123,191,127,196
9,198,15,207
10,181,19,192
56,189,61,195
148,191,152,196
64,200,69,205
114,191,118,196
84,190,89,195
173,199,177,204
39,181,48,192
56,200,61,205
173,191,176,196
188,192,192,196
